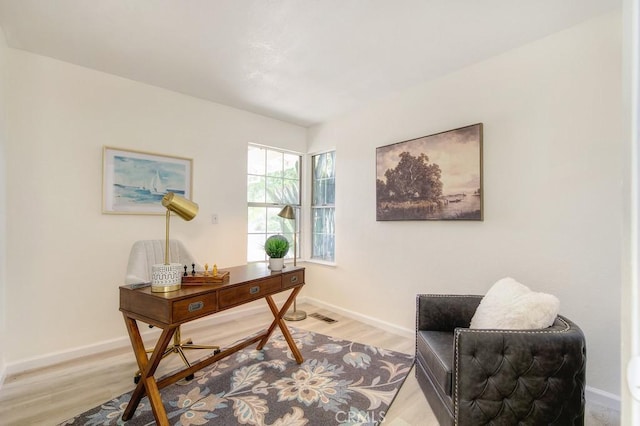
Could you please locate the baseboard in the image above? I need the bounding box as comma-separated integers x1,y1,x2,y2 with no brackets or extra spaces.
305,297,621,416
4,296,290,376
4,333,130,376
304,296,414,339
2,295,623,419
586,385,621,411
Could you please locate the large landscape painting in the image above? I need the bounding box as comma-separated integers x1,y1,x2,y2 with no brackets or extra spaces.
376,123,483,221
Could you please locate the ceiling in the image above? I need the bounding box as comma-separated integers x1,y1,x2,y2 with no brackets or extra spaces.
0,0,619,127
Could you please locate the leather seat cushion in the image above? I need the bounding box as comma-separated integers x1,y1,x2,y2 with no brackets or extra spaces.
416,330,454,396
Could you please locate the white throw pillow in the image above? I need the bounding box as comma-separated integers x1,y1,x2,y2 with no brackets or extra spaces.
469,277,560,330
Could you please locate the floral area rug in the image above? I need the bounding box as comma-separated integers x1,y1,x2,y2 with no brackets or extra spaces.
61,327,414,425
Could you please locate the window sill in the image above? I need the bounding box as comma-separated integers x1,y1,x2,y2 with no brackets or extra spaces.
248,259,337,268
303,259,337,267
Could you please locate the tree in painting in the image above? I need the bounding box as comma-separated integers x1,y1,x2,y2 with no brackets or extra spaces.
377,152,443,203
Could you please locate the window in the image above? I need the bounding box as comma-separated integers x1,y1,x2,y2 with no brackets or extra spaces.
247,145,301,262
311,151,335,262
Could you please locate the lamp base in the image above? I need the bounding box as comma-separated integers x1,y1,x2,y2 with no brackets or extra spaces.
283,309,307,321
151,263,183,293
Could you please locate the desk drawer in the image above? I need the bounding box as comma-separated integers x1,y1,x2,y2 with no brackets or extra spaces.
219,276,281,308
282,270,304,289
172,293,218,322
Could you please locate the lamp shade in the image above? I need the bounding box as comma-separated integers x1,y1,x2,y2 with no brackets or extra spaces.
162,192,198,221
278,205,295,220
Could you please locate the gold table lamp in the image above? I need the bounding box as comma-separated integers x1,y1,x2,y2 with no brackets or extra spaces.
151,192,198,292
278,205,306,321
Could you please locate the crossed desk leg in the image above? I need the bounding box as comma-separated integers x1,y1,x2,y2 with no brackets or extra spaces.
122,316,175,425
121,286,304,425
257,288,304,364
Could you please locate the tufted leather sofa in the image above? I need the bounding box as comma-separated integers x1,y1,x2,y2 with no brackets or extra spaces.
415,294,586,425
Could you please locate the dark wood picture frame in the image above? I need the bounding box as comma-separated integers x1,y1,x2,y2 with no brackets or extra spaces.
376,123,483,221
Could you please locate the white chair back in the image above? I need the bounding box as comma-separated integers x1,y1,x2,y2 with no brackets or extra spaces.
125,240,202,284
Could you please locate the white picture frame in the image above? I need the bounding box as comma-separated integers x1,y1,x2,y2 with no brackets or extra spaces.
102,146,193,215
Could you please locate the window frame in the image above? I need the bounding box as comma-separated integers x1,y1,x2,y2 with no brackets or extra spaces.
309,149,336,265
247,144,302,263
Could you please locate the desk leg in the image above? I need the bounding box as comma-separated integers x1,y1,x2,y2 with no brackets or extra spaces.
122,314,175,426
257,287,304,364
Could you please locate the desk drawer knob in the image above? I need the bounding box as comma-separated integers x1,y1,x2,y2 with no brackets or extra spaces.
290,275,298,283
250,286,260,294
188,301,204,312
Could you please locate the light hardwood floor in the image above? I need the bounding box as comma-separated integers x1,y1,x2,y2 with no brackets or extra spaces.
0,303,436,425
0,303,619,425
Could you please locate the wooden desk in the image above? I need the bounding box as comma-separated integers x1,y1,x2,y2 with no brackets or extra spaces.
119,263,305,425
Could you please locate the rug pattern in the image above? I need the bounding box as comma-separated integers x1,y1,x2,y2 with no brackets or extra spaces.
61,328,414,425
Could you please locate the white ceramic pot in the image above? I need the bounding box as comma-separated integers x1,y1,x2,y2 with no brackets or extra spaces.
268,257,284,271
151,263,183,292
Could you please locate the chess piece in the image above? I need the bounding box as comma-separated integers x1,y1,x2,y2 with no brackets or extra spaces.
191,263,196,276
204,263,209,276
183,265,188,277
213,264,218,277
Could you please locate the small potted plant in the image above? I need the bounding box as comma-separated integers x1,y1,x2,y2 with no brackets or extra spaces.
264,235,290,271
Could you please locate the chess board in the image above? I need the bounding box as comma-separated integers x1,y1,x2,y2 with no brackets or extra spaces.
181,270,230,285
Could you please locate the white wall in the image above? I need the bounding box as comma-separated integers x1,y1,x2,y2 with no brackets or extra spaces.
0,25,8,383
3,49,306,367
306,11,622,397
1,6,624,405
622,0,639,423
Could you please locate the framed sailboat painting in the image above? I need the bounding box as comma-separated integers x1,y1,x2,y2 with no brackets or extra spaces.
102,147,193,215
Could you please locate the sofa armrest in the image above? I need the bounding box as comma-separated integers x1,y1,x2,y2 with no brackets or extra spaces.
416,294,482,332
453,316,586,425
